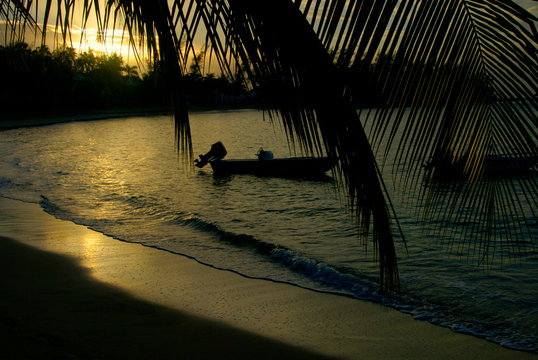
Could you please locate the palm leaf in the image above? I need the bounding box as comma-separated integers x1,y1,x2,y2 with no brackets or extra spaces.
292,0,537,261
101,0,193,163
1,0,37,42
187,0,403,292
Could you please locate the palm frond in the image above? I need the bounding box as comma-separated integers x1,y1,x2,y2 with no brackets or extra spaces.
105,0,193,164
306,0,538,261
195,0,404,292
1,0,37,43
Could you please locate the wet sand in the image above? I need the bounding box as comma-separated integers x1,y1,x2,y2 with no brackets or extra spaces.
0,197,536,359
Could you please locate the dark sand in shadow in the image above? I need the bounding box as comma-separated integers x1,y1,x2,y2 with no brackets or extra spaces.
0,236,331,359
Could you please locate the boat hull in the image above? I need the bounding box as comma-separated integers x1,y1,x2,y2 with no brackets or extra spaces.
484,154,538,175
209,157,334,177
425,153,537,180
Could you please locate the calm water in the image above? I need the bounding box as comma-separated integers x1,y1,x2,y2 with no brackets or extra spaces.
0,109,536,352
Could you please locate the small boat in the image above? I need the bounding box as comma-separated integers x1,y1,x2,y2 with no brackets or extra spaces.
484,153,538,175
424,153,538,178
195,142,334,177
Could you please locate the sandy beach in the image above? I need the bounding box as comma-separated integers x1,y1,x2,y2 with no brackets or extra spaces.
0,197,536,359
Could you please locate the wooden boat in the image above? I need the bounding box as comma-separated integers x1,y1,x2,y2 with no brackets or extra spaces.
195,142,334,177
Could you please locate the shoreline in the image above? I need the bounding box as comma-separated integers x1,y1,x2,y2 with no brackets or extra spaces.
0,107,171,131
1,197,536,359
0,105,259,132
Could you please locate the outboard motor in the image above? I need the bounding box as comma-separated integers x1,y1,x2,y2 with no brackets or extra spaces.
195,141,227,168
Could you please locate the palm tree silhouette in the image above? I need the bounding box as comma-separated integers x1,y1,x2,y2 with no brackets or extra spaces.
123,64,139,79
3,0,537,293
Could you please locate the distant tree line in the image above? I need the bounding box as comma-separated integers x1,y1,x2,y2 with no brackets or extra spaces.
1,42,482,118
338,54,486,109
0,42,254,117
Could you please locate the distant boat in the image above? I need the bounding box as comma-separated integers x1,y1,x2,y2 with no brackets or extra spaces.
195,142,334,177
424,153,538,178
483,153,538,175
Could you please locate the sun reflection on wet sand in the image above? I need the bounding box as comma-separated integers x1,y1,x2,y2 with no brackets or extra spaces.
0,197,152,285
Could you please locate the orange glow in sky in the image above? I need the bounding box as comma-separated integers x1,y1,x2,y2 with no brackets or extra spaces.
39,23,145,66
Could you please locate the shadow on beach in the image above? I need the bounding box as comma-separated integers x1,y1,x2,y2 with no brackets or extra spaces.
0,236,332,359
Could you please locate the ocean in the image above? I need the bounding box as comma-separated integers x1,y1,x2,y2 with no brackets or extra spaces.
0,109,536,352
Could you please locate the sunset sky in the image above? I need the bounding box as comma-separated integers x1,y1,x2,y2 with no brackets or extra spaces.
1,0,537,69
